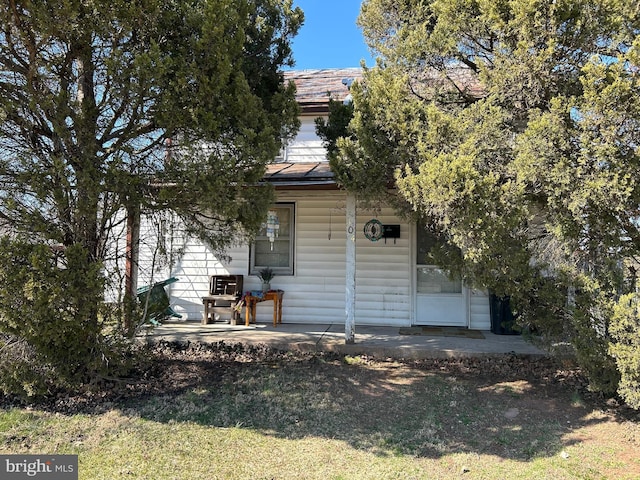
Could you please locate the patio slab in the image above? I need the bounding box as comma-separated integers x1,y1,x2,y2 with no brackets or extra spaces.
140,320,547,359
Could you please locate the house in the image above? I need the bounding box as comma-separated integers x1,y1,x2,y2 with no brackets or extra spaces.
138,68,492,330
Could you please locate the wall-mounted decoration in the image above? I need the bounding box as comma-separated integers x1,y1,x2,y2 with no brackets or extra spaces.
265,210,280,250
363,219,383,241
364,220,401,243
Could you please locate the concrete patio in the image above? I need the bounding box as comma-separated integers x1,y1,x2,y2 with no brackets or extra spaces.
140,320,548,359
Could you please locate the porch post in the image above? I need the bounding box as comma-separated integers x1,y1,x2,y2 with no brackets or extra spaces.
345,192,356,344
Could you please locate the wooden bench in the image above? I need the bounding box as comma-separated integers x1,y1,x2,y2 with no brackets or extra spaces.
202,275,243,325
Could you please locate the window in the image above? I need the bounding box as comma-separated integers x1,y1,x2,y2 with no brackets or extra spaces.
250,203,294,275
416,222,462,294
417,266,462,294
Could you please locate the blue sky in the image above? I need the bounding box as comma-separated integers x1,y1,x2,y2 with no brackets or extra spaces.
288,0,375,70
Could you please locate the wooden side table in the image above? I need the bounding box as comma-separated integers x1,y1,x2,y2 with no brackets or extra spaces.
245,290,284,327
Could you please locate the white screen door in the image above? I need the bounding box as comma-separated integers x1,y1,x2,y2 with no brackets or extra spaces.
414,225,467,326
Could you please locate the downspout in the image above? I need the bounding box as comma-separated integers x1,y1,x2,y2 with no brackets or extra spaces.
345,192,356,344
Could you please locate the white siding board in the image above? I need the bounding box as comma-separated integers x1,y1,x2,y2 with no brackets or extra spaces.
469,289,491,330
282,118,328,163
135,188,487,329
240,192,412,326
353,218,411,326
160,241,249,319
355,256,411,267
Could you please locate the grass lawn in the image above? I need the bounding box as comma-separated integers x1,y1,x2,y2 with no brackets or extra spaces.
1,342,639,479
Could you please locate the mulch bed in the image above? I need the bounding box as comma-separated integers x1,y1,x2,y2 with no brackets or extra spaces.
1,340,638,420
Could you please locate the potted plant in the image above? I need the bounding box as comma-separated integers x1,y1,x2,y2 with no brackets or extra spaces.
257,267,275,292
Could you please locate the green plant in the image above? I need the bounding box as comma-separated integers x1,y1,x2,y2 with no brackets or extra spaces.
609,293,640,409
0,239,140,397
257,267,275,283
338,0,640,402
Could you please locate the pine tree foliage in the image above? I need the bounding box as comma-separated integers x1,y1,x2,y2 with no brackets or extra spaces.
0,0,302,392
330,0,640,403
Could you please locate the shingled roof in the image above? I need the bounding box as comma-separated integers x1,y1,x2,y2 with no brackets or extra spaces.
265,161,334,189
284,68,363,114
260,68,365,189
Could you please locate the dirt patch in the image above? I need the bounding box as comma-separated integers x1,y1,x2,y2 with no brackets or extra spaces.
0,340,633,418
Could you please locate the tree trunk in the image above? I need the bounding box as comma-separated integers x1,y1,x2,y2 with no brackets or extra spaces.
124,203,141,335
72,35,102,343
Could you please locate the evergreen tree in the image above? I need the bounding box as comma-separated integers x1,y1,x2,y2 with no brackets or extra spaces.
0,0,302,392
331,0,640,404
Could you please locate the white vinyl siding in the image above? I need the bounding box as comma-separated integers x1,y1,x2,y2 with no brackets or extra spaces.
142,190,412,326
277,117,327,163
281,192,411,326
135,190,489,329
469,289,491,330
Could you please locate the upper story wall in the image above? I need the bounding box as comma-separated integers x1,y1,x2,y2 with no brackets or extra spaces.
274,68,362,165
276,116,327,164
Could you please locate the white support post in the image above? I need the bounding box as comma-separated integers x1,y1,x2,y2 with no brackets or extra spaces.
345,193,356,344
